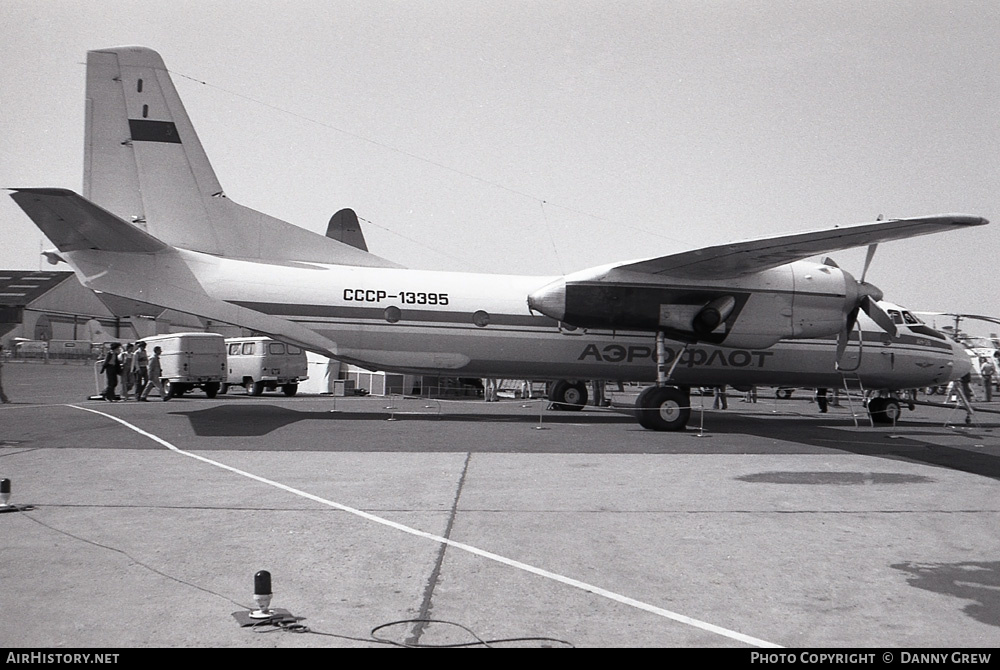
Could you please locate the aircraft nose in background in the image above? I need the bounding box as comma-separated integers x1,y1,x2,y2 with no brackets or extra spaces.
527,278,567,321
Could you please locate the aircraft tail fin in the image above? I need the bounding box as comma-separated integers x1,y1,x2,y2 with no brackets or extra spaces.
84,46,399,268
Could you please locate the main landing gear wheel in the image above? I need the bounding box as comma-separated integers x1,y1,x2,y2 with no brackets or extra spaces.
636,386,691,431
549,380,588,411
867,397,901,424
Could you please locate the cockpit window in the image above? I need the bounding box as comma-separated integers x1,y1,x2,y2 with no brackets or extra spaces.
888,310,904,325
902,311,920,325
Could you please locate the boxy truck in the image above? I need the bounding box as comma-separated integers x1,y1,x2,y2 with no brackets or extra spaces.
142,332,227,399
223,337,308,396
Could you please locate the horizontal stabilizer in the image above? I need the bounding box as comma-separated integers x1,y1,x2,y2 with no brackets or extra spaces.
9,188,169,254
616,214,988,279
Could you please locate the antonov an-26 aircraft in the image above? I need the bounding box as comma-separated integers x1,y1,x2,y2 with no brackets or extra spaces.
10,46,988,430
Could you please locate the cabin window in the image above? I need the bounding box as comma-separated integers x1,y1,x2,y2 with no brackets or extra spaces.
137,79,143,92
268,343,285,354
384,306,401,323
242,342,255,355
473,310,490,327
229,344,241,355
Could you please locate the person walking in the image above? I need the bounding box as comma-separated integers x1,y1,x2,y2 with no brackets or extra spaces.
520,379,533,400
99,342,122,401
118,343,135,400
713,385,728,409
139,346,167,401
980,357,995,402
815,388,830,413
132,342,149,398
482,378,499,402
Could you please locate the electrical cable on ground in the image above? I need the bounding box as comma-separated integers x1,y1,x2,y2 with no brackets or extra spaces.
14,504,575,648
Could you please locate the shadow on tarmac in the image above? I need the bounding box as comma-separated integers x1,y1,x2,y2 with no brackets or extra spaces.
169,403,634,436
165,402,1000,480
689,410,1000,482
893,561,1000,628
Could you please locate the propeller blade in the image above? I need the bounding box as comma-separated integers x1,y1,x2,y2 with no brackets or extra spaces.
860,296,898,338
836,327,849,362
836,305,860,364
860,243,878,283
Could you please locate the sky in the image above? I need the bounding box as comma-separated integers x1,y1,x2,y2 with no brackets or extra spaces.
2,1,998,335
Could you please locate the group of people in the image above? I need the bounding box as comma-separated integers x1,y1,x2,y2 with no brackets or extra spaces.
481,379,535,402
99,341,165,402
711,385,836,412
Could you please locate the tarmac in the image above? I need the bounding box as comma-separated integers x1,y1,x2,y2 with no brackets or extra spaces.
1,360,999,648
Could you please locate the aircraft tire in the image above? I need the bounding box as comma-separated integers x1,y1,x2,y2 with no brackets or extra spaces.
866,397,884,420
636,386,690,431
549,380,587,411
869,397,901,425
635,387,658,429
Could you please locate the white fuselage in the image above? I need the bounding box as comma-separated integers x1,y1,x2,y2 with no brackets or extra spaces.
177,251,965,390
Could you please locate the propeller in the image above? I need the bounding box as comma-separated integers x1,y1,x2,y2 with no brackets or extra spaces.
835,243,898,363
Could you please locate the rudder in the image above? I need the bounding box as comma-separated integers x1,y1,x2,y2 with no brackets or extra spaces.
83,46,399,268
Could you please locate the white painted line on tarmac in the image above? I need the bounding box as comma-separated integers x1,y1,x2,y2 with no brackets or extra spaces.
70,404,782,648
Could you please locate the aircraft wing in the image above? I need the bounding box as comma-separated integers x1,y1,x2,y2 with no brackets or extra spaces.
614,214,988,279
9,188,170,254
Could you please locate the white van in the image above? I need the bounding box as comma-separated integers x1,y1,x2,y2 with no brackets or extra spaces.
142,332,226,399
223,337,308,396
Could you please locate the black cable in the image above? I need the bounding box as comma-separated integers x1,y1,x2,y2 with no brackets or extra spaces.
371,619,573,648
16,510,249,610
15,510,574,647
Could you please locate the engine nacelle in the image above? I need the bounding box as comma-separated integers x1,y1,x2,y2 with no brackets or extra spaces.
527,261,856,349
